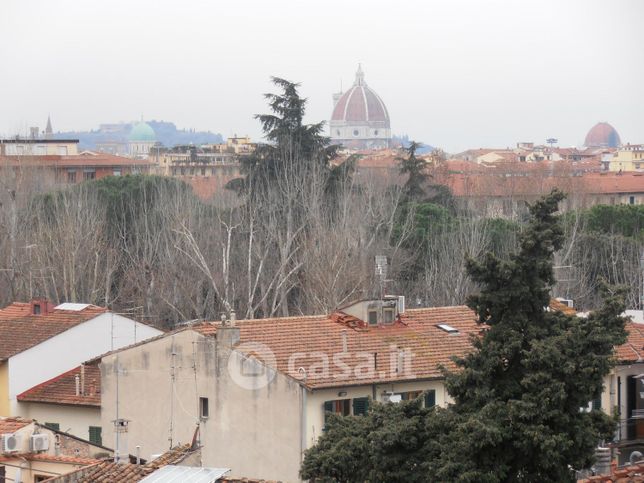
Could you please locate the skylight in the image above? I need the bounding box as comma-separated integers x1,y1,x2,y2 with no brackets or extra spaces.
436,323,459,334
54,303,90,311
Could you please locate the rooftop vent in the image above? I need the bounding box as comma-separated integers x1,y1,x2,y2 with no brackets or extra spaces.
436,323,459,334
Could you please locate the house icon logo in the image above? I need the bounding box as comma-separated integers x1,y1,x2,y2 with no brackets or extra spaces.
227,341,277,390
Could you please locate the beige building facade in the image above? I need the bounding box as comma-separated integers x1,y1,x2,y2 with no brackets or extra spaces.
605,144,644,172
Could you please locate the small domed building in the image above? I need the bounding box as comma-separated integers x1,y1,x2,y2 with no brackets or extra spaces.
584,122,621,148
330,65,391,150
128,120,156,157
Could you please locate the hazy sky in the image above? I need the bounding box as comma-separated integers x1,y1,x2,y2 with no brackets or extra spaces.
1,0,642,152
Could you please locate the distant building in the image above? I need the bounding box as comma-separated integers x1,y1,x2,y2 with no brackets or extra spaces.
128,120,157,158
0,417,109,482
330,65,391,150
585,122,622,148
0,144,155,184
0,299,162,436
0,138,79,156
603,144,644,172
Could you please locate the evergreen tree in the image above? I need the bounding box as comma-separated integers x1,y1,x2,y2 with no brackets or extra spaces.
301,190,628,482
232,77,340,196
398,141,430,201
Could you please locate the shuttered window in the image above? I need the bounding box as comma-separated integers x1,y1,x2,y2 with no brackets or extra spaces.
352,397,369,416
424,390,436,408
89,426,102,446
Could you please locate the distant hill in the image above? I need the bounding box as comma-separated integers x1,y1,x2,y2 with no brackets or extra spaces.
55,120,223,150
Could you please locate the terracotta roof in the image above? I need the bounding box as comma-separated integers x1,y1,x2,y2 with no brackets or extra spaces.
616,322,644,363
435,163,643,198
0,417,32,434
194,306,483,389
44,444,196,483
0,301,107,361
549,299,577,316
17,364,101,407
578,461,644,482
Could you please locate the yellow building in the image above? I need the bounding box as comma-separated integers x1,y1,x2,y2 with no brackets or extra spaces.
605,144,644,172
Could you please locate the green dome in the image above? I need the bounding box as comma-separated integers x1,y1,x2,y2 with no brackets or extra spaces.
128,121,156,142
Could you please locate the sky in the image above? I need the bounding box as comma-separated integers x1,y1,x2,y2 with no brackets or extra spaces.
1,0,642,153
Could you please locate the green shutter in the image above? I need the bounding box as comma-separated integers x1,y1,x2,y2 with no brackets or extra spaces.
44,422,60,431
424,390,436,408
323,401,334,431
352,397,369,416
89,426,102,446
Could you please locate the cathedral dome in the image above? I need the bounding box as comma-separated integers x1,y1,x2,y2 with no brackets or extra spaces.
584,122,621,148
129,121,156,142
331,66,390,127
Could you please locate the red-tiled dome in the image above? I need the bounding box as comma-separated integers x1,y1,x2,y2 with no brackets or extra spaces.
331,66,390,126
584,122,621,148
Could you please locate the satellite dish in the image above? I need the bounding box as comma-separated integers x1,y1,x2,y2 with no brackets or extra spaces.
630,450,643,465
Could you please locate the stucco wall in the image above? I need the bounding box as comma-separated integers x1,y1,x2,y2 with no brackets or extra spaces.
17,401,101,442
0,363,8,416
304,379,447,447
8,314,162,416
100,329,304,483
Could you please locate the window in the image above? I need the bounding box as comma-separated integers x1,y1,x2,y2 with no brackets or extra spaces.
67,170,77,183
113,169,122,177
398,390,422,401
352,397,369,416
368,311,378,325
353,129,359,137
201,167,206,176
36,145,47,155
424,390,436,408
57,146,68,155
373,130,379,136
383,308,395,324
33,303,41,315
34,476,50,483
84,170,96,181
199,397,209,419
89,426,102,446
44,422,59,431
629,196,635,205
324,399,350,416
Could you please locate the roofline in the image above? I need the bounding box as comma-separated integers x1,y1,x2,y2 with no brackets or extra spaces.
307,375,447,391
0,139,80,143
37,421,114,452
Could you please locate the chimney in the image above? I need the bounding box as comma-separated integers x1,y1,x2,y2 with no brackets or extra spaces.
80,364,86,396
75,374,80,396
31,299,54,316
